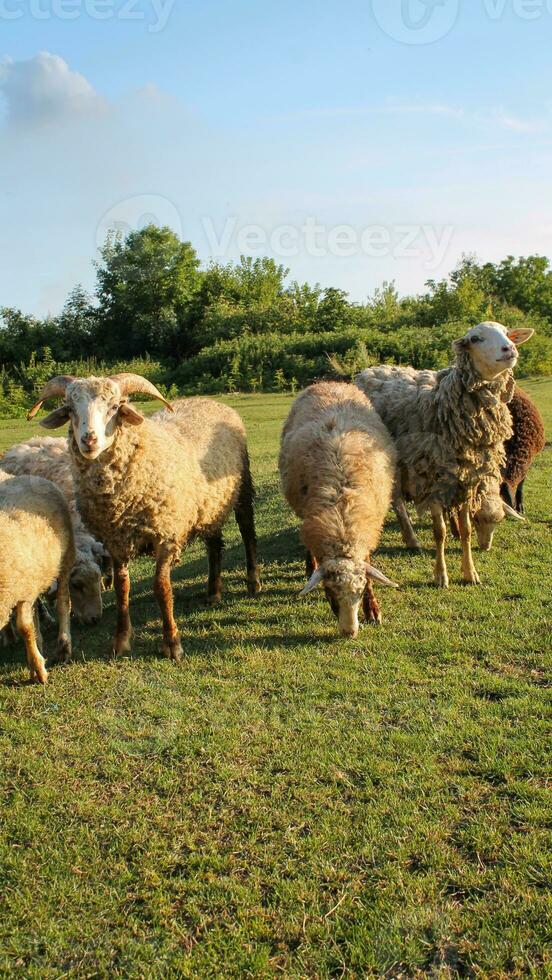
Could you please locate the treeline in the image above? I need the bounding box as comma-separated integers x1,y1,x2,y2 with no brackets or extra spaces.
2,225,552,417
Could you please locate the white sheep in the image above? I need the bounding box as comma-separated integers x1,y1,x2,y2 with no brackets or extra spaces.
0,472,74,683
355,322,534,587
279,381,398,638
28,374,261,661
0,436,112,623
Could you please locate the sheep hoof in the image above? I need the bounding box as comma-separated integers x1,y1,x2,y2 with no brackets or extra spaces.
206,593,222,607
163,639,183,662
434,574,449,589
51,638,72,665
113,634,132,656
247,574,262,598
31,666,48,685
463,572,482,586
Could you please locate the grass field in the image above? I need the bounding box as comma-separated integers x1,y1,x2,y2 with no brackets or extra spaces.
0,380,550,978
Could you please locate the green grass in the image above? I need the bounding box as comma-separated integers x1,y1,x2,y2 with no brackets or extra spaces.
0,383,551,978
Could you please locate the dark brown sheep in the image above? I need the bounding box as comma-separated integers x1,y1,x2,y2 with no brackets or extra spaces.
500,387,546,513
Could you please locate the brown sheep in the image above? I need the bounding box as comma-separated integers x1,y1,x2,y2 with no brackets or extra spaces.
501,387,546,513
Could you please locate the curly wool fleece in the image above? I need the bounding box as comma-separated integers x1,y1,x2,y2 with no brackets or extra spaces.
279,381,396,567
356,345,515,513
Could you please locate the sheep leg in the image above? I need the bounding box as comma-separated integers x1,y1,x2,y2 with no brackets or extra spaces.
500,482,516,509
113,561,133,655
53,565,72,665
449,511,460,540
393,495,421,552
0,618,17,647
154,547,183,662
458,504,481,585
38,595,55,626
363,579,382,625
235,454,261,597
516,481,525,515
33,604,43,654
305,551,317,578
206,533,223,606
430,502,449,588
16,601,48,685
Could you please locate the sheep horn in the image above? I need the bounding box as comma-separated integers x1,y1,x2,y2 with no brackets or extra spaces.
502,502,526,522
366,564,400,589
27,376,76,420
109,374,174,411
299,567,324,596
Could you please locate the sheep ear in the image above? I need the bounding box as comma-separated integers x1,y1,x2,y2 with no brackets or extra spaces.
366,564,399,589
503,502,526,521
39,406,71,429
454,336,470,352
507,328,534,346
118,403,145,426
300,568,324,596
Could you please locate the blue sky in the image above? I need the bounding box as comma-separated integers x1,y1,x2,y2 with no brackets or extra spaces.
1,0,551,314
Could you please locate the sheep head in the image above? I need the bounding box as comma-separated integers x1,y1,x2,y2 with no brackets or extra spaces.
301,557,398,638
68,554,104,624
454,322,534,382
28,374,173,461
472,493,525,551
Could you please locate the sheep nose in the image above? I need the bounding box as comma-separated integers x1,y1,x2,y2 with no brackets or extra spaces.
82,432,98,450
340,626,359,639
502,344,515,353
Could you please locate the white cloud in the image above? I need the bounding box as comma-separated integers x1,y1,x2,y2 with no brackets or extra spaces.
0,52,105,125
270,100,547,135
478,107,545,134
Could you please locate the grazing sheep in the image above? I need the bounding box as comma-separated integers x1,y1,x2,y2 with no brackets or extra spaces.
279,381,398,638
355,322,534,587
501,386,546,514
28,375,261,661
0,472,74,683
0,437,112,623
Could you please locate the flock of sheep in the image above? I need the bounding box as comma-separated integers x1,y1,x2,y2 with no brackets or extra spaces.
0,320,545,682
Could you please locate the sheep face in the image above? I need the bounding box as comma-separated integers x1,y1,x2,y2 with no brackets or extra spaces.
40,378,144,460
473,494,506,551
69,558,103,623
457,322,534,381
473,495,525,551
307,558,367,638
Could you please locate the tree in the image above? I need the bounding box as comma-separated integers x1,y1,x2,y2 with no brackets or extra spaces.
315,287,356,332
55,286,98,359
486,255,552,323
94,225,201,360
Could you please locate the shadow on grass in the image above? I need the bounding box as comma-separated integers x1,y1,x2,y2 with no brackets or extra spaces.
0,520,451,683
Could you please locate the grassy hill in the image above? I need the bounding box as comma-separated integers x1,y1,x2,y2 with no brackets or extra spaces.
0,381,550,977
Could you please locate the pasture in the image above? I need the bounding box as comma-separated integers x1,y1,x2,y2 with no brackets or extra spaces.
0,380,551,978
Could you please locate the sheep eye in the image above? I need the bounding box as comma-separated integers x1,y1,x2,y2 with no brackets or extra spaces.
470,336,482,344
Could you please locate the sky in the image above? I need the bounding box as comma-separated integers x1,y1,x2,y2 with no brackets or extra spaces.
1,0,552,315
